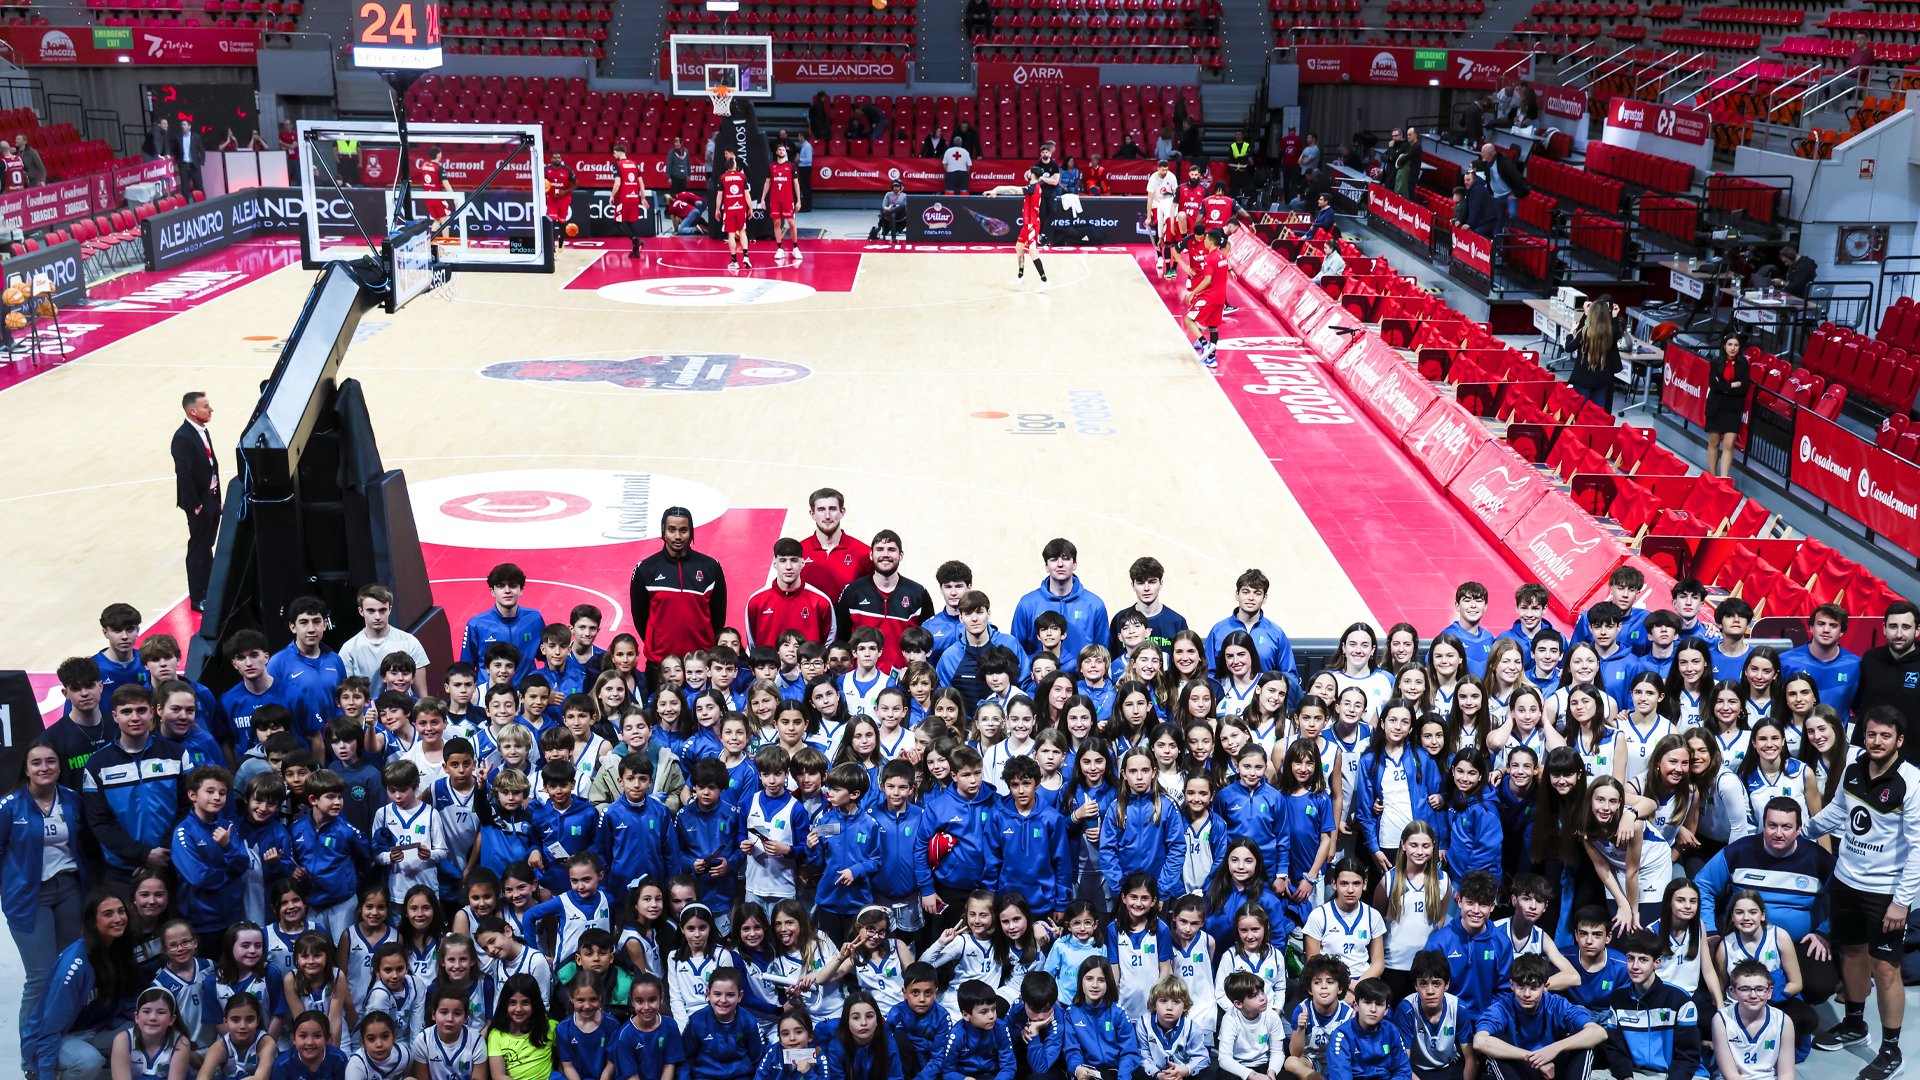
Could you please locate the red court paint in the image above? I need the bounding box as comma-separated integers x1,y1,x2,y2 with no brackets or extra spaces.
567,238,863,292
1133,252,1521,630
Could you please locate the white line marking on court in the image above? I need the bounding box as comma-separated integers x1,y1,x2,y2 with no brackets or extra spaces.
0,475,172,505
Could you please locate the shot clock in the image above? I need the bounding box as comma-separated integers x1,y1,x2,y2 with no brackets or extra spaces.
353,0,443,70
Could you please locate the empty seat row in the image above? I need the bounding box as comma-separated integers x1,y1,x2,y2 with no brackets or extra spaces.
1525,154,1625,212
1585,141,1691,192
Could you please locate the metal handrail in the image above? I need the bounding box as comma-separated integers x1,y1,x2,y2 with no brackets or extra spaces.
1646,56,1712,99
1776,69,1861,115
1697,71,1763,113
1573,48,1662,91
1561,44,1632,83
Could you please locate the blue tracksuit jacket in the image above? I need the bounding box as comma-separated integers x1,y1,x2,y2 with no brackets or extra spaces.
1007,1009,1068,1077
476,802,534,877
810,804,883,913
0,785,83,931
1214,779,1290,875
290,813,372,908
1204,612,1301,686
926,784,1001,891
533,794,603,893
935,628,1030,712
1061,1003,1140,1078
919,1020,1015,1080
887,1001,952,1072
1436,789,1502,880
80,734,189,871
1599,977,1700,1080
172,810,251,932
1203,887,1290,946
1327,1017,1413,1080
603,794,675,897
1692,835,1833,942
682,1007,767,1080
1349,747,1444,854
462,604,547,681
1474,991,1595,1053
817,1018,907,1080
871,801,937,904
1010,577,1109,670
25,942,127,1078
1424,918,1512,1016
673,798,742,911
1098,794,1186,896
992,801,1072,913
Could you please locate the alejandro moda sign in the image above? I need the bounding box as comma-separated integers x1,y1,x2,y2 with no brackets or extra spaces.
0,238,87,305
142,191,272,272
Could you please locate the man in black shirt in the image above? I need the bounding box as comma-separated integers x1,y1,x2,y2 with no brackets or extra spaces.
1857,601,1920,762
1031,141,1063,245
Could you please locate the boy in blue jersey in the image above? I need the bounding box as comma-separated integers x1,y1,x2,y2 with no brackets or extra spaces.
682,967,766,1080
1440,582,1498,677
463,562,546,681
1598,931,1698,1080
924,978,1016,1080
1009,970,1067,1080
1564,907,1629,1010
1638,611,1682,681
1011,539,1110,671
616,973,687,1080
809,762,882,946
1709,598,1755,683
1392,951,1468,1080
325,715,386,838
926,561,974,659
674,758,742,925
1423,871,1513,1017
475,767,535,875
1497,583,1559,655
871,760,938,940
925,746,1002,933
82,685,191,878
171,765,251,944
1327,978,1412,1080
1572,567,1650,655
993,756,1071,920
221,628,311,752
268,596,347,738
1470,954,1607,1080
889,963,951,1074
45,656,110,790
534,759,603,894
735,745,805,911
1582,608,1644,710
1780,604,1862,716
94,602,147,701
1527,630,1564,689
142,635,231,747
157,679,226,770
1670,580,1721,642
1204,568,1298,679
1215,744,1288,886
290,767,372,937
605,753,674,901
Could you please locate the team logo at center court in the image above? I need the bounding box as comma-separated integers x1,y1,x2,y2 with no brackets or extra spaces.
482,353,811,392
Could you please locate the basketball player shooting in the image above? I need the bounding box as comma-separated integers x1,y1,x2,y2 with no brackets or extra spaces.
1173,227,1230,367
985,169,1048,284
610,143,647,258
416,146,455,241
543,152,577,251
762,142,801,265
1143,159,1179,279
718,152,753,272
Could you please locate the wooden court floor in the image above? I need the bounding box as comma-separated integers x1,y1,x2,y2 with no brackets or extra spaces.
0,239,1377,671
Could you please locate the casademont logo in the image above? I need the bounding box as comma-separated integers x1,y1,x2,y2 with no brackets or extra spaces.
1369,52,1400,80
38,30,76,61
1857,466,1920,521
1527,523,1603,583
1798,435,1853,483
1664,365,1701,400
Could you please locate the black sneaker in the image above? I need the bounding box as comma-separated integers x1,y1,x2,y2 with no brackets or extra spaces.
1858,1046,1903,1080
1814,1019,1870,1051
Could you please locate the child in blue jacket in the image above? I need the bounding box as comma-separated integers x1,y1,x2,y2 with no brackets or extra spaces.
1434,749,1502,881
1098,750,1185,898
919,979,1014,1080
1061,957,1141,1080
171,766,252,937
1348,705,1445,861
870,761,937,929
683,968,769,1080
1326,977,1413,1080
674,759,744,919
290,769,372,936
809,763,883,942
993,757,1072,918
818,993,908,1080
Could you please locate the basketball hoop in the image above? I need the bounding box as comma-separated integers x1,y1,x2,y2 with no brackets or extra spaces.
707,84,735,117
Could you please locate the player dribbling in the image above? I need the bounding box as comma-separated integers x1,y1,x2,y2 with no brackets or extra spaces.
762,143,801,265
543,152,576,251
718,151,753,271
986,168,1048,284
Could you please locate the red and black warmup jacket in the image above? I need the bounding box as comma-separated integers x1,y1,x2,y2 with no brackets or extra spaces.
629,548,727,662
835,575,933,672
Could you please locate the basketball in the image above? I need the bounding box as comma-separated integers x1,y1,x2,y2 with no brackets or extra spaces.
4,311,23,330
2,286,23,306
872,0,887,8
566,223,579,237
37,300,54,316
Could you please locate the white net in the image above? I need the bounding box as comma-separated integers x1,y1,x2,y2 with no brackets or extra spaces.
706,84,735,117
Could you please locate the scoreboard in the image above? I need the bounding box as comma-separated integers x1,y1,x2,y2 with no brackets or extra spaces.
353,0,443,70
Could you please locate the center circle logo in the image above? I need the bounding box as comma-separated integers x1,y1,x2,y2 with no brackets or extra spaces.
596,276,816,307
818,166,834,180
410,469,729,550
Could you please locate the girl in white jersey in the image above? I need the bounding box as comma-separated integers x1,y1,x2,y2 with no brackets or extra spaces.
768,900,849,1021
1482,640,1531,726
345,1010,414,1079
1215,636,1263,719
1737,719,1808,829
1329,623,1395,719
1213,906,1287,1005
1741,649,1786,727
1164,897,1219,1037
664,904,738,1022
197,992,275,1079
266,882,319,975
1241,675,1290,751
848,905,913,1013
1649,879,1718,1002
1618,736,1693,929
1779,674,1818,756
410,987,490,1080
1796,706,1854,823
112,989,193,1080
283,931,350,1051
1667,639,1715,728
150,921,213,1047
1109,876,1174,1018
1426,636,1467,718
1713,960,1792,1080
1327,688,1374,812
1391,663,1432,719
922,890,1000,1018
1373,822,1448,1001
1616,674,1676,785
1545,643,1604,733
340,884,398,1015
1704,680,1751,778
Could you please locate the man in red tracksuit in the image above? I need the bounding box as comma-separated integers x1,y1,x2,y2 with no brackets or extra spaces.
744,537,836,648
628,506,727,679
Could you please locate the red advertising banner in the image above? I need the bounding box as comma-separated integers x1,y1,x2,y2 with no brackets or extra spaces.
0,26,261,65
1447,440,1549,536
1403,397,1491,486
774,57,909,84
1367,185,1433,247
0,177,98,231
1660,344,1708,427
974,61,1102,88
1505,487,1628,607
1335,335,1440,435
1537,83,1589,122
1451,226,1493,277
1791,409,1920,554
362,148,1220,195
1605,98,1710,146
1295,46,1520,89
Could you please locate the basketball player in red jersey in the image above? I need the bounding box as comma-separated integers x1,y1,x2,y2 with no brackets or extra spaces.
609,144,646,258
761,142,800,265
0,142,25,192
1200,180,1235,235
718,151,753,272
542,153,576,250
1175,162,1209,266
986,168,1048,284
1177,228,1229,367
1143,158,1179,278
416,147,454,239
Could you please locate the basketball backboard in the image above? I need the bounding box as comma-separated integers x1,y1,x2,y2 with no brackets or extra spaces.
668,34,774,98
294,119,552,275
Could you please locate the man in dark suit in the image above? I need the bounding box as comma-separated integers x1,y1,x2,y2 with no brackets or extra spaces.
176,120,204,194
171,391,219,612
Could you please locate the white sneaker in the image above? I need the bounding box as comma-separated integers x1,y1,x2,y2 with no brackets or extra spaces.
774,249,789,265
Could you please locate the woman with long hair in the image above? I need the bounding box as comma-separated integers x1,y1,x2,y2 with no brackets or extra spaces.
24,886,140,1080
1704,332,1749,477
1532,746,1594,937
1795,704,1853,825
1385,624,1421,669
1213,630,1265,718
1481,639,1533,725
1740,647,1788,727
1544,642,1604,732
1569,295,1625,412
2,740,85,1053
1664,638,1716,727
1328,622,1393,717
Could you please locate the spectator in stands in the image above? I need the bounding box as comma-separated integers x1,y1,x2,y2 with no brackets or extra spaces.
858,103,888,142
1856,602,1920,761
667,137,691,196
1115,130,1146,159
17,134,43,188
1759,246,1817,299
1494,75,1523,124
1477,142,1527,236
1461,169,1499,237
176,120,204,194
1178,119,1203,162
278,120,296,152
955,119,980,156
1060,157,1082,195
809,92,831,140
943,140,973,195
1292,167,1333,213
846,111,873,142
1849,34,1876,92
1394,127,1421,197
1569,296,1626,413
1311,193,1338,237
966,0,993,36
1155,124,1177,162
1705,333,1750,478
217,129,239,152
1515,87,1541,129
923,127,951,158
145,115,169,163
1340,142,1365,170
873,179,909,244
247,130,270,152
1297,133,1320,180
1278,127,1303,196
